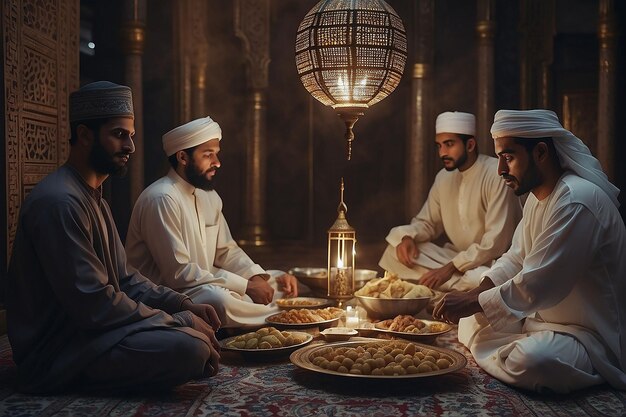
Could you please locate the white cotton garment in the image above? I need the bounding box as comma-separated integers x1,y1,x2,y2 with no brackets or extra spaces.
379,154,522,291
464,173,626,392
126,169,284,327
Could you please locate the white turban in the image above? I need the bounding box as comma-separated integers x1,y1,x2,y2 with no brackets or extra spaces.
162,116,222,157
436,111,476,136
491,109,619,208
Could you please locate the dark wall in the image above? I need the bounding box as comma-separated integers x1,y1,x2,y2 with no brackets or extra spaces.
82,0,626,248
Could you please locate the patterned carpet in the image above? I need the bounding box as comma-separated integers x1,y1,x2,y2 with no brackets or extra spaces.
0,331,624,417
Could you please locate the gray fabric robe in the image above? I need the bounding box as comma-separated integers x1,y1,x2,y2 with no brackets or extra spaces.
6,165,197,393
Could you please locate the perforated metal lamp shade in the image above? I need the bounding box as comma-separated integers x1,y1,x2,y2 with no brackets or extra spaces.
295,0,407,159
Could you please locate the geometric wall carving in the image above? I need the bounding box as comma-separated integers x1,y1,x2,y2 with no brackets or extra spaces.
22,46,58,110
23,117,57,162
3,0,79,268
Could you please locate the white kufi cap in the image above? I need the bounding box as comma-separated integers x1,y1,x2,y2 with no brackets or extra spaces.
491,109,619,207
162,116,222,157
435,111,476,136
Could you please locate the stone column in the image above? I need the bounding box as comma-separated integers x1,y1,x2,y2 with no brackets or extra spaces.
173,0,209,123
476,0,495,155
407,0,435,218
235,0,271,246
519,0,555,109
120,0,146,204
597,0,616,180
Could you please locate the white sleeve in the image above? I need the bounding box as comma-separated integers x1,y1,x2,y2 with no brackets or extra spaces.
451,175,521,271
481,219,526,287
213,210,267,282
137,195,252,295
479,203,598,331
386,176,444,247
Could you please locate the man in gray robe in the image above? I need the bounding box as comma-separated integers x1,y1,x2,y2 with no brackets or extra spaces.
6,81,221,394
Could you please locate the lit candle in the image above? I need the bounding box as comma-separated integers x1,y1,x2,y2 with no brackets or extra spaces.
332,258,352,297
345,305,359,328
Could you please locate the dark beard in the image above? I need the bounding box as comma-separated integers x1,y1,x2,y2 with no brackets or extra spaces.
502,155,542,197
89,134,128,177
185,160,216,191
442,149,468,171
513,157,542,196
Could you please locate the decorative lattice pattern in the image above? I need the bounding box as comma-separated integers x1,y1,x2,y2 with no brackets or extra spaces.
295,0,407,109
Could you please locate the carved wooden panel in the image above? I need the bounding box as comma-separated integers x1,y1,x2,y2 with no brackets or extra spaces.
3,0,79,263
234,0,270,89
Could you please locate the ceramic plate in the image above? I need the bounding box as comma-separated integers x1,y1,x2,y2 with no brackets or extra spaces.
221,331,313,360
275,297,333,310
371,319,452,342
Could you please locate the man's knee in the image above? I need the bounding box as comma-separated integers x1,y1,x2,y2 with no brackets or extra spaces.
506,341,553,376
167,332,212,377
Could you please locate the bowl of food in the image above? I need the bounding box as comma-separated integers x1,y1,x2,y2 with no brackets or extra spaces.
290,267,379,295
354,273,434,319
320,327,358,342
354,269,378,290
355,295,431,320
289,267,327,294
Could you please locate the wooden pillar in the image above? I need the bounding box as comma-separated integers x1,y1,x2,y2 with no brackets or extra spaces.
173,0,209,124
120,0,146,205
234,0,270,246
407,0,435,219
476,0,496,155
597,0,616,180
519,0,555,109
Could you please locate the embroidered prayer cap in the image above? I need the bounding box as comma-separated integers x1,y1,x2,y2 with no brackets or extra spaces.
69,81,134,122
162,116,222,157
435,111,476,136
491,109,620,207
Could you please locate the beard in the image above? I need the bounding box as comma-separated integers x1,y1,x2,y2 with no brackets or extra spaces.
185,159,217,191
442,149,468,172
89,134,129,177
504,157,542,196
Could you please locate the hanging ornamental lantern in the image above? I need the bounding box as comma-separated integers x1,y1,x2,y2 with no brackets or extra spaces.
295,0,407,160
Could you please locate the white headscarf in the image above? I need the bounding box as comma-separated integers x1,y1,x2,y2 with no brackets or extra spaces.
162,116,222,157
491,109,619,207
436,111,476,136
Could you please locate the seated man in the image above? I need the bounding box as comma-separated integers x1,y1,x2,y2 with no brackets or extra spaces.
379,111,521,293
6,82,221,394
125,116,298,328
434,109,626,393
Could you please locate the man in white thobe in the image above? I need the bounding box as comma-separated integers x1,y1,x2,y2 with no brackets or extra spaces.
126,116,298,328
434,109,626,393
379,111,521,293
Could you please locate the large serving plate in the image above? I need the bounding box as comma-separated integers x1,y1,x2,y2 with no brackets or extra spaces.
371,319,452,343
221,331,313,360
275,297,333,310
290,340,466,379
266,315,340,329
